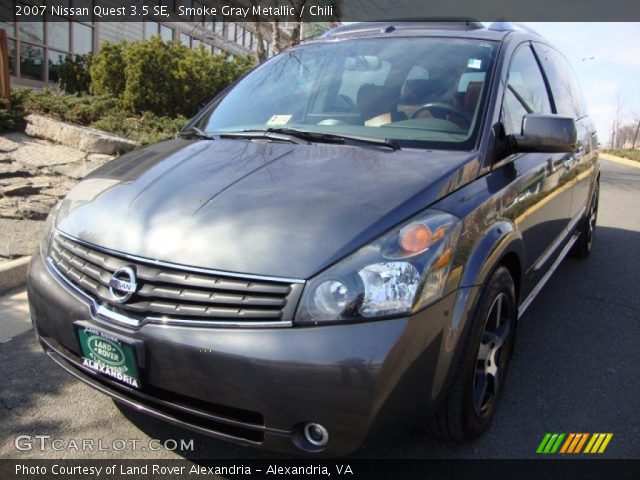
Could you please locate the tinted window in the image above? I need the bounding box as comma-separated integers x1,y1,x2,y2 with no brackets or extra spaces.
502,45,551,135
534,43,587,119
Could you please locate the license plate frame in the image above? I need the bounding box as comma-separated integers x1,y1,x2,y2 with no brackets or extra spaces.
74,322,142,389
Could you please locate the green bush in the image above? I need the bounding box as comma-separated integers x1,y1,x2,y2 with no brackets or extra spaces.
89,37,255,118
92,111,188,145
23,90,118,125
176,46,254,116
89,41,126,98
0,88,31,132
56,54,92,94
120,37,185,117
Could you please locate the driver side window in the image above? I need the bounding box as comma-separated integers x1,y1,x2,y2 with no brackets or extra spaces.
502,45,552,135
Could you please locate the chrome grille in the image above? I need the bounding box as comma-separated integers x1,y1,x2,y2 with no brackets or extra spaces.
48,232,303,327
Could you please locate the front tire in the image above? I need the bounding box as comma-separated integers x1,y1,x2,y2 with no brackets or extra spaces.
427,266,517,441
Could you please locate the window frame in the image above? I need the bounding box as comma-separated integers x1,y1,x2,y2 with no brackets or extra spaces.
532,41,588,120
499,42,554,137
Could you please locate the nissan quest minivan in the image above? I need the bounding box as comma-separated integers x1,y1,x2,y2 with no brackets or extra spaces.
27,21,599,456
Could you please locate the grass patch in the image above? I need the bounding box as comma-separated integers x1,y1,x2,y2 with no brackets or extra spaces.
602,149,640,163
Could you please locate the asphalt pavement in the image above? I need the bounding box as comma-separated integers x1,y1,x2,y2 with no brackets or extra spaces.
0,157,638,460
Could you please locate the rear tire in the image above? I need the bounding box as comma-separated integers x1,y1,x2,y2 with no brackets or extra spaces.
571,181,599,259
427,266,517,441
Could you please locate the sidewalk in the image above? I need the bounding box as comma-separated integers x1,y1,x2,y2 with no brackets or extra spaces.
1,131,115,265
0,289,31,344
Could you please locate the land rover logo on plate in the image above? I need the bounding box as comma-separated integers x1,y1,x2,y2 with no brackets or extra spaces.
87,336,125,367
109,266,137,303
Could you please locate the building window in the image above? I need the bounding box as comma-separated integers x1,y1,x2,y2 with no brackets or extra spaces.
144,21,160,39
48,49,69,83
71,22,92,55
19,21,44,44
180,33,191,47
48,19,70,51
192,38,201,49
226,23,236,41
160,24,173,42
20,43,44,81
3,1,95,84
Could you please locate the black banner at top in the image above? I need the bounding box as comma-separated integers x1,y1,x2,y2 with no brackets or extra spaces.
1,0,640,23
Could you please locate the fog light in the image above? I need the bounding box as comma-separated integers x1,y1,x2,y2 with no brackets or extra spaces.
303,423,329,447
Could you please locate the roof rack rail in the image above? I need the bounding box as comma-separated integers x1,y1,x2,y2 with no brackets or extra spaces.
323,19,485,38
488,22,542,36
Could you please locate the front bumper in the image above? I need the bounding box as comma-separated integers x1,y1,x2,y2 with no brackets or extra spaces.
27,252,479,456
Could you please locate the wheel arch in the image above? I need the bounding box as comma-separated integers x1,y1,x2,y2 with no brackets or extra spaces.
458,219,525,304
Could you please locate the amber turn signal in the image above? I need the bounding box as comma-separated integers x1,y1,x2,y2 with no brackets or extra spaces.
399,223,432,253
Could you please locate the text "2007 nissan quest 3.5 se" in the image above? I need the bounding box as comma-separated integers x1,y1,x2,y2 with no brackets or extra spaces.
28,21,599,456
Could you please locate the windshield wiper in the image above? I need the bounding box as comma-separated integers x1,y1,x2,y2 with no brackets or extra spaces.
219,128,400,150
177,126,215,140
219,130,306,145
266,127,400,150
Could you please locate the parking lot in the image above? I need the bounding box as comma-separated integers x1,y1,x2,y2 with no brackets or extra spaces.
0,157,638,460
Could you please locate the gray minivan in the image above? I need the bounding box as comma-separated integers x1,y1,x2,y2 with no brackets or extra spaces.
28,21,598,456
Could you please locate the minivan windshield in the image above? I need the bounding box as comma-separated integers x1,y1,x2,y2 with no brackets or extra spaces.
194,37,498,150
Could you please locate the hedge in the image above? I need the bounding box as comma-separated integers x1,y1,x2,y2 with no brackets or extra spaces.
90,37,255,118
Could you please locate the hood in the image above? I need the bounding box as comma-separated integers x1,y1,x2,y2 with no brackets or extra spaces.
56,138,477,279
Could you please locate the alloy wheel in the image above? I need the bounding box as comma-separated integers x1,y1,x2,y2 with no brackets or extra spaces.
472,292,513,416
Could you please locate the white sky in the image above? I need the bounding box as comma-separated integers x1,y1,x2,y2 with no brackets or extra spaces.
526,23,640,145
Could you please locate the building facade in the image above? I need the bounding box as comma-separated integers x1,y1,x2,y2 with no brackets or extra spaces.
0,0,302,88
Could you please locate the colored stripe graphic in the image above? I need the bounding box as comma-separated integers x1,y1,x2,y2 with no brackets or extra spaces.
574,433,589,453
536,433,552,453
538,433,613,454
585,433,614,454
536,433,565,453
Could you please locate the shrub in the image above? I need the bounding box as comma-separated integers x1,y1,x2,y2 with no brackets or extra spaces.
90,37,255,118
56,54,92,94
0,88,31,132
92,111,188,145
89,42,126,98
120,37,186,117
17,89,185,144
176,46,254,116
22,90,118,125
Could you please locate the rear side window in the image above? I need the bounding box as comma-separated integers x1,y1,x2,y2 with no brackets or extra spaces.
502,45,552,135
534,43,587,119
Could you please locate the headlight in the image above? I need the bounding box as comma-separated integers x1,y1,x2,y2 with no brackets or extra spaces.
295,210,462,324
40,201,62,258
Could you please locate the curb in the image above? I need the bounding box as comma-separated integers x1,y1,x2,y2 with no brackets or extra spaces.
0,256,31,295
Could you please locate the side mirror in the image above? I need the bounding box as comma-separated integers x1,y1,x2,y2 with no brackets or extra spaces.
511,114,577,153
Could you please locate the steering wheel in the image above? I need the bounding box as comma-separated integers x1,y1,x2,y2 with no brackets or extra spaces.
412,103,471,128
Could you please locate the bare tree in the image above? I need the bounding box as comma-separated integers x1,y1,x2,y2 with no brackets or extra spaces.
611,91,625,148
